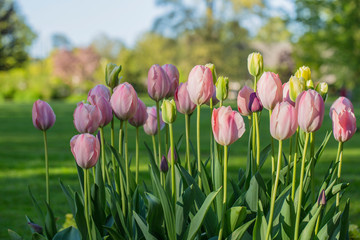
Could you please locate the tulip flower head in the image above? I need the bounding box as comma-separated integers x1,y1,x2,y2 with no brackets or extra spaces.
73,102,102,134
95,97,113,127
129,98,148,127
32,100,56,131
162,64,179,98
161,99,177,124
306,79,314,90
247,52,263,77
237,86,254,116
143,106,165,136
282,82,295,106
105,63,122,89
270,102,298,140
257,72,283,110
148,64,170,101
295,66,311,81
215,76,229,102
212,106,246,146
87,84,111,105
289,76,305,102
110,82,138,121
315,82,328,102
318,189,326,206
174,82,197,115
70,134,100,169
160,155,169,173
187,65,214,105
297,90,325,133
248,92,263,112
331,109,357,143
205,63,217,84
330,97,354,119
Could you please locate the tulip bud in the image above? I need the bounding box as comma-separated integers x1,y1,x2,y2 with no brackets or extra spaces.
315,82,328,102
237,86,254,116
282,82,295,107
215,76,229,102
110,82,138,121
129,98,148,127
331,109,357,143
28,222,43,234
330,97,354,119
32,100,56,131
270,102,298,140
105,63,122,89
160,155,168,173
143,107,165,136
70,134,100,169
148,64,170,101
212,106,246,146
318,189,326,206
187,65,214,105
205,63,217,84
289,76,305,102
247,52,263,77
306,79,314,90
161,99,177,124
174,82,197,115
257,72,283,110
73,102,102,134
295,66,311,81
167,146,178,164
162,64,179,98
88,84,111,104
297,90,325,133
248,92,263,112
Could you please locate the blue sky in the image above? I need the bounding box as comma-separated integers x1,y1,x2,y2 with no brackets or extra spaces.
16,0,294,58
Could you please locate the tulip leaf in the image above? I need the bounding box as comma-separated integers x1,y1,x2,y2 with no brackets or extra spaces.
339,199,350,239
103,226,126,240
91,184,106,235
74,192,88,239
280,195,295,240
53,227,81,240
134,211,158,240
8,229,23,240
145,193,165,238
200,161,211,196
245,172,268,212
28,186,44,225
253,200,268,240
299,205,322,240
59,179,75,216
315,211,341,240
75,161,84,195
44,202,57,239
225,218,255,240
313,131,332,166
144,142,160,177
176,185,196,238
225,206,247,234
186,187,221,240
259,144,272,169
31,233,46,240
212,137,223,219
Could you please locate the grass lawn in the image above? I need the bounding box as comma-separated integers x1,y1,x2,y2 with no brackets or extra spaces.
1,96,359,239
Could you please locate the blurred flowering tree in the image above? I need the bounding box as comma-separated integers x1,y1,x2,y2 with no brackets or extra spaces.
0,0,35,70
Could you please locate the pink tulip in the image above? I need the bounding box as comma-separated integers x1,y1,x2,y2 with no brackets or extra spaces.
143,106,165,136
110,82,138,121
257,72,283,110
148,64,170,101
248,92,263,112
96,97,113,127
73,102,102,134
331,109,357,142
270,102,298,140
297,89,325,132
70,134,100,169
129,98,148,127
205,85,219,106
174,82,197,115
32,100,56,131
330,97,354,119
187,65,214,105
237,86,254,116
282,82,295,106
212,106,246,146
87,84,111,105
162,64,180,98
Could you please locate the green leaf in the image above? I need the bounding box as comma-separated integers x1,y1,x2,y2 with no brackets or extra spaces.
340,199,350,239
225,219,255,240
134,211,158,240
28,186,44,225
91,184,106,235
315,211,341,240
31,233,46,240
104,226,126,240
74,192,88,239
176,185,195,238
186,187,221,240
59,179,75,216
145,193,164,238
8,229,23,240
299,205,323,240
53,227,81,240
44,202,57,239
259,144,272,169
225,206,247,234
200,161,211,196
144,142,160,177
245,173,268,212
253,200,267,240
280,195,295,240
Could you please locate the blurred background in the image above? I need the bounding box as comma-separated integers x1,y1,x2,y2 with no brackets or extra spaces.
1,0,359,101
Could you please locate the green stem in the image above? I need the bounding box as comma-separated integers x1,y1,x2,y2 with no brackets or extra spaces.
43,131,50,205
294,132,310,240
185,114,192,175
124,121,130,214
156,101,162,167
218,145,228,240
152,135,157,164
286,135,293,186
315,209,323,235
291,128,299,200
135,127,139,184
266,140,283,240
219,99,223,107
336,141,344,208
118,121,126,216
254,111,260,169
100,128,110,184
169,123,176,207
165,124,169,155
111,115,115,163
252,113,256,175
84,169,92,240
269,110,275,184
196,105,202,190
310,132,315,202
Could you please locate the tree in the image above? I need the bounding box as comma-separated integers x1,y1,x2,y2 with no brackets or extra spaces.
0,0,36,70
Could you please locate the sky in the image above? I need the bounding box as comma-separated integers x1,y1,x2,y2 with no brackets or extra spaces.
16,0,294,58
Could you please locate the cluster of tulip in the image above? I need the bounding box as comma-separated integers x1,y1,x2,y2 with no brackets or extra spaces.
25,51,357,240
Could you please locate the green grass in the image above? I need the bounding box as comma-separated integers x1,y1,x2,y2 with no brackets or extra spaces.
1,97,359,239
